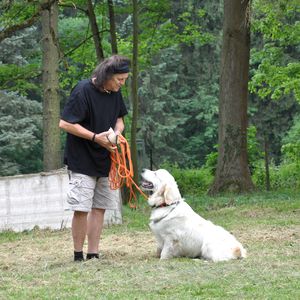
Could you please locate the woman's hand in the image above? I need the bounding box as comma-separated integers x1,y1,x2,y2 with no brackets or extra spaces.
94,131,117,152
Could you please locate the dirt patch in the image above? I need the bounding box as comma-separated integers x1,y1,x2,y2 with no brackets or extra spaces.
242,225,300,242
231,224,300,259
241,207,300,219
100,231,157,261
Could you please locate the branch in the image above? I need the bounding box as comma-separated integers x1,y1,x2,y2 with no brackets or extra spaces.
61,29,109,59
0,0,57,43
58,3,88,14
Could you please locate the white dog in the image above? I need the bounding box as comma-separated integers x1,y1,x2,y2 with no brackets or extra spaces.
141,169,247,261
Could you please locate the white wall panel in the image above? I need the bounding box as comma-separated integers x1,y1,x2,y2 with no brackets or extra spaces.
0,170,122,232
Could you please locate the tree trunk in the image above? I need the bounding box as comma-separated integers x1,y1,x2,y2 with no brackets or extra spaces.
209,0,254,194
107,0,118,54
130,0,139,184
87,0,104,62
264,135,270,191
41,0,61,171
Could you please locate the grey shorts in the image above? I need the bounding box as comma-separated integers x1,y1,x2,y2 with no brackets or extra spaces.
66,171,119,212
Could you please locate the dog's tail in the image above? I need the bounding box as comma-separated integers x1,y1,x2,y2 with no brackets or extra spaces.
233,246,247,259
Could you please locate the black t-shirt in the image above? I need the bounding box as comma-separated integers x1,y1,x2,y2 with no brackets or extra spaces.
61,79,128,177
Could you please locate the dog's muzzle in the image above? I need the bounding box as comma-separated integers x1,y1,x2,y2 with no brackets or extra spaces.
141,179,154,190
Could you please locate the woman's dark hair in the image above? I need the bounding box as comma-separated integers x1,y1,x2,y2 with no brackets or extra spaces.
92,55,131,89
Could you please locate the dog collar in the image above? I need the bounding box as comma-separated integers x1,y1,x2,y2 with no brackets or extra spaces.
151,201,181,224
152,200,181,209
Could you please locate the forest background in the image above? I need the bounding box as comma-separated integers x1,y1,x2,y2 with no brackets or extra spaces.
0,0,299,195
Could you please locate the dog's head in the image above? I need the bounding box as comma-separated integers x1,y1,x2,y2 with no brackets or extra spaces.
141,169,182,207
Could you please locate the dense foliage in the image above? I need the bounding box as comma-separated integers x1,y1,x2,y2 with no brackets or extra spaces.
250,0,300,101
0,91,42,175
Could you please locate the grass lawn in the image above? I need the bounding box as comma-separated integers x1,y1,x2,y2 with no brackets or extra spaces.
0,191,299,299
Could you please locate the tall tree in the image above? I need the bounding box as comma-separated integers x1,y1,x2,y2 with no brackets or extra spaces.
209,0,254,194
107,0,118,54
131,0,139,183
248,0,300,171
41,0,61,171
138,1,221,168
87,0,104,62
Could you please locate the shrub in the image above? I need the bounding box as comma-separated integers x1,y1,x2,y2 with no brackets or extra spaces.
281,142,300,164
252,159,300,190
204,149,218,175
160,163,213,196
275,162,300,189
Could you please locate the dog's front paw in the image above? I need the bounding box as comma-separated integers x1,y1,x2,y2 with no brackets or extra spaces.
160,249,174,260
156,248,162,258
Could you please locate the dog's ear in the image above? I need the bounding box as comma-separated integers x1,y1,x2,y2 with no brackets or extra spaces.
163,183,181,205
154,183,167,196
163,185,174,205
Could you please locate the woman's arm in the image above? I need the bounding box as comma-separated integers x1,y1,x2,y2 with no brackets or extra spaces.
114,117,125,135
59,119,116,151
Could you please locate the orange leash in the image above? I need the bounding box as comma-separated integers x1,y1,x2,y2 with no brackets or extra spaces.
108,134,148,208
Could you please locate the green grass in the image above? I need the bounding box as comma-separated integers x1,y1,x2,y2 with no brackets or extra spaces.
0,190,299,299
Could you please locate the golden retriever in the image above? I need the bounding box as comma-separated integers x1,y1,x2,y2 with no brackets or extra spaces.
141,169,247,261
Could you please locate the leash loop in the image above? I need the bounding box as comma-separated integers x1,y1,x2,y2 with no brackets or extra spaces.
108,134,148,208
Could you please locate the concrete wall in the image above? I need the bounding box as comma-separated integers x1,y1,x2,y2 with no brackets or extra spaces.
0,169,122,232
